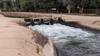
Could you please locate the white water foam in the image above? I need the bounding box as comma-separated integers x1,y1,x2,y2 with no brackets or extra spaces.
30,24,95,44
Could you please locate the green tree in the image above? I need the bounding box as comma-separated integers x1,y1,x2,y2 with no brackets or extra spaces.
20,0,35,11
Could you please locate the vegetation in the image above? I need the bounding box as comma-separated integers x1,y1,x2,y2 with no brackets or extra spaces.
0,0,100,13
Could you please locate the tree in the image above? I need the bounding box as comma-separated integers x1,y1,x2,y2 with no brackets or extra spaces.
19,0,35,11
2,0,99,13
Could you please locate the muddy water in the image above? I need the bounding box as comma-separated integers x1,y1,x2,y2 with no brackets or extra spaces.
30,24,100,56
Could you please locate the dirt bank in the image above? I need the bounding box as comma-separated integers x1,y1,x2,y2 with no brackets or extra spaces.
0,15,56,56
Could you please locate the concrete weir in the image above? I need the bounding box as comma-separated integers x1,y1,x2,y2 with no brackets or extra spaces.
1,12,100,30
0,12,100,56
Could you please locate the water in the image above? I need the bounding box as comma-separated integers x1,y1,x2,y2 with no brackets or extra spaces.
30,24,100,56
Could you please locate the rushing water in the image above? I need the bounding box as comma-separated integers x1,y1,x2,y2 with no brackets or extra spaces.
30,24,100,56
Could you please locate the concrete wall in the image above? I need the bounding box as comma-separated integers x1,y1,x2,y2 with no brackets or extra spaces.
1,12,100,30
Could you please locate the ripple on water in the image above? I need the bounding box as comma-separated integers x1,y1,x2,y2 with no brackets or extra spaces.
30,24,100,56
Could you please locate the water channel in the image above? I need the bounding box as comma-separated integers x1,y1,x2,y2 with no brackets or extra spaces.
29,23,100,56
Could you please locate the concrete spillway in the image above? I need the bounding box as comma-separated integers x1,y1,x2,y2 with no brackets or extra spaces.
1,12,100,56
0,15,57,56
1,12,100,30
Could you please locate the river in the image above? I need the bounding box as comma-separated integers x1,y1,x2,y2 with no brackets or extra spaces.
30,24,100,56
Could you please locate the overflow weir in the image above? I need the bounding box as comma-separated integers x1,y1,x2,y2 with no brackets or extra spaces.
1,12,100,30
1,12,100,56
